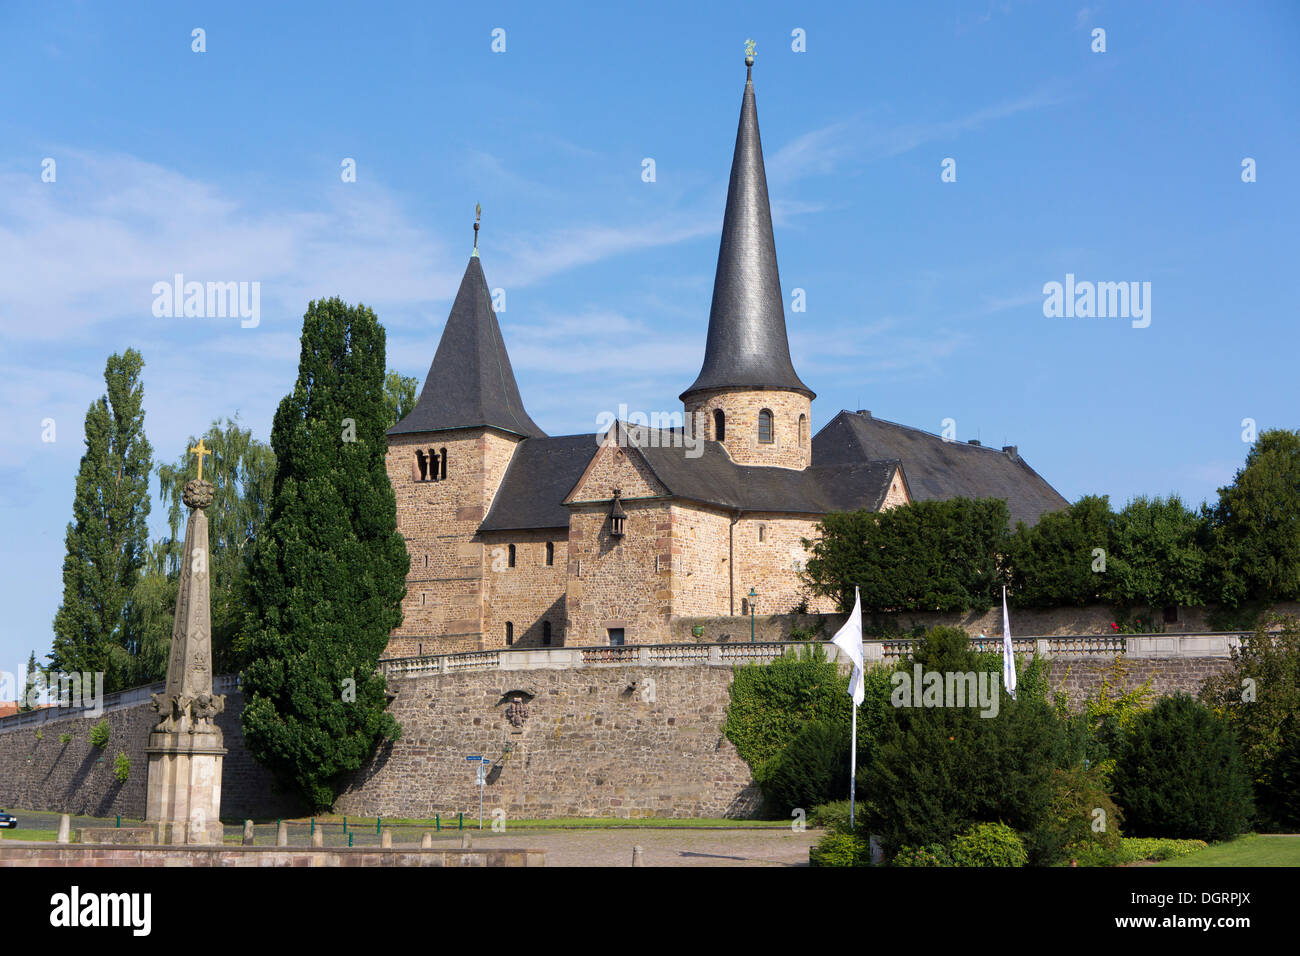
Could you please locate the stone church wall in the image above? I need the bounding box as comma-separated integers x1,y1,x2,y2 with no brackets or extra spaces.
480,529,568,647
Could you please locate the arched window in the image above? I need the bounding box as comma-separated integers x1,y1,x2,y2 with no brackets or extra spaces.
439,447,447,481
508,544,516,568
758,409,774,444
798,414,808,446
505,622,514,646
428,449,439,481
545,542,555,567
543,621,552,646
713,409,726,441
415,449,428,481
758,524,766,543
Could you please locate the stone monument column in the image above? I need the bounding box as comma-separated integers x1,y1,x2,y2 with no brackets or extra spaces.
145,449,227,845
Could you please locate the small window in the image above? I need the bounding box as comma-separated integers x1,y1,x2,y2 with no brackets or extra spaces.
508,544,516,568
758,524,766,543
758,409,774,444
428,449,439,481
439,447,447,481
607,628,625,646
543,621,552,646
798,414,808,446
505,622,514,646
415,449,428,481
545,542,555,567
713,408,726,441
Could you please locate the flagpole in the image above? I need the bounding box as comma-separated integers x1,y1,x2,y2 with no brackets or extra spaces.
849,701,858,830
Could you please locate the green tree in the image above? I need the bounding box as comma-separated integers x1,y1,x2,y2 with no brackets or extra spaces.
1105,495,1208,607
154,416,275,674
1113,693,1253,841
802,498,1011,614
1208,429,1300,606
1200,615,1300,830
51,349,153,692
1007,495,1113,608
241,298,408,811
383,370,417,426
18,651,38,712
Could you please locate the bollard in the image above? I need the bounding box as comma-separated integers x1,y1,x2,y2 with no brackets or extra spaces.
377,816,381,836
116,815,121,829
459,812,463,830
461,831,472,850
310,818,315,836
436,813,440,832
380,828,392,849
242,820,254,846
421,832,433,849
632,845,644,867
276,819,288,847
312,827,324,848
342,815,347,834
57,814,71,844
348,832,354,848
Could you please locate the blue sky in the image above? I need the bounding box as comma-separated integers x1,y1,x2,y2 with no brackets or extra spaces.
1,1,1297,673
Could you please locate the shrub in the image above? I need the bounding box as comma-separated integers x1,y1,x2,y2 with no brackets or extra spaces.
1034,764,1124,866
1119,837,1208,863
808,800,856,834
810,831,871,867
892,843,951,867
1070,658,1155,781
1007,495,1113,608
1200,615,1300,831
950,822,1028,867
58,732,71,745
757,720,849,817
113,752,130,782
1113,694,1253,841
89,719,111,748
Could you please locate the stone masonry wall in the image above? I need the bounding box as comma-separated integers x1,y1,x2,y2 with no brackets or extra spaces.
386,428,522,657
0,692,297,821
481,529,568,647
684,387,811,470
334,665,762,819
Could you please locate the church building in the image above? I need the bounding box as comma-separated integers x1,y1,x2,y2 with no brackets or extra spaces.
383,57,1068,656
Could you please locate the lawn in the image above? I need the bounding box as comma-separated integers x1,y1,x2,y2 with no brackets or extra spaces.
1158,834,1300,867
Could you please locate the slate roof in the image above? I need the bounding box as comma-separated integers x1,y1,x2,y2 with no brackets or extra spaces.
681,61,813,401
813,410,1068,527
389,255,545,439
478,412,1067,533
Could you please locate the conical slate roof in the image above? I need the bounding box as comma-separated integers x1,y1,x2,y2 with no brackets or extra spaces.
390,255,545,439
682,61,813,401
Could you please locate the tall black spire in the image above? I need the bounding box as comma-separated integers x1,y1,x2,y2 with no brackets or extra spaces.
390,234,545,439
681,47,813,401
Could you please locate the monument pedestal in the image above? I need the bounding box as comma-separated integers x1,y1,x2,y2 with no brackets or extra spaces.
146,729,226,845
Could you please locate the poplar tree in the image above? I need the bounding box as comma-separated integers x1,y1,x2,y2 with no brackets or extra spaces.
241,298,408,811
50,349,153,691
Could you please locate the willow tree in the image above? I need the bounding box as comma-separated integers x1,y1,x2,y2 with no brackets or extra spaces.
241,298,408,811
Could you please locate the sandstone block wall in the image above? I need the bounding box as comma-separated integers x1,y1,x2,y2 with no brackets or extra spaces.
0,692,296,821
481,529,568,647
684,387,811,469
333,665,763,820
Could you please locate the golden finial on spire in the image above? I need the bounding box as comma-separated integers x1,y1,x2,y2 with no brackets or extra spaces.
473,202,481,256
744,38,756,69
189,438,211,482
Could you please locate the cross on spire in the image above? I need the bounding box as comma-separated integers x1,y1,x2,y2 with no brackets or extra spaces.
189,438,211,482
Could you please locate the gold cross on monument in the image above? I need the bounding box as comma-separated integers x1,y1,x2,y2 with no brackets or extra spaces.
189,438,211,481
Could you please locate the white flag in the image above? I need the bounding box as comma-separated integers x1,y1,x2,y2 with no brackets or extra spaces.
831,586,865,706
1001,585,1017,700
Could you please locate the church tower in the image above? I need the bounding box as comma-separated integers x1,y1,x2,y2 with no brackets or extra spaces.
681,48,814,471
385,215,545,654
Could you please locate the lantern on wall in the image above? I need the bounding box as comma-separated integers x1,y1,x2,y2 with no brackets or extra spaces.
608,489,626,538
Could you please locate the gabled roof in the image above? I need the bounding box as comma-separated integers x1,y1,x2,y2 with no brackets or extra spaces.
681,59,812,401
389,255,545,439
479,433,598,531
813,410,1068,527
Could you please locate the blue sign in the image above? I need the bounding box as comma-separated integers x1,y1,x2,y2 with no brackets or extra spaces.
466,755,482,761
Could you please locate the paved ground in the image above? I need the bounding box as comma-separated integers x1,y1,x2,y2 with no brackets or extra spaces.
3,810,816,866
